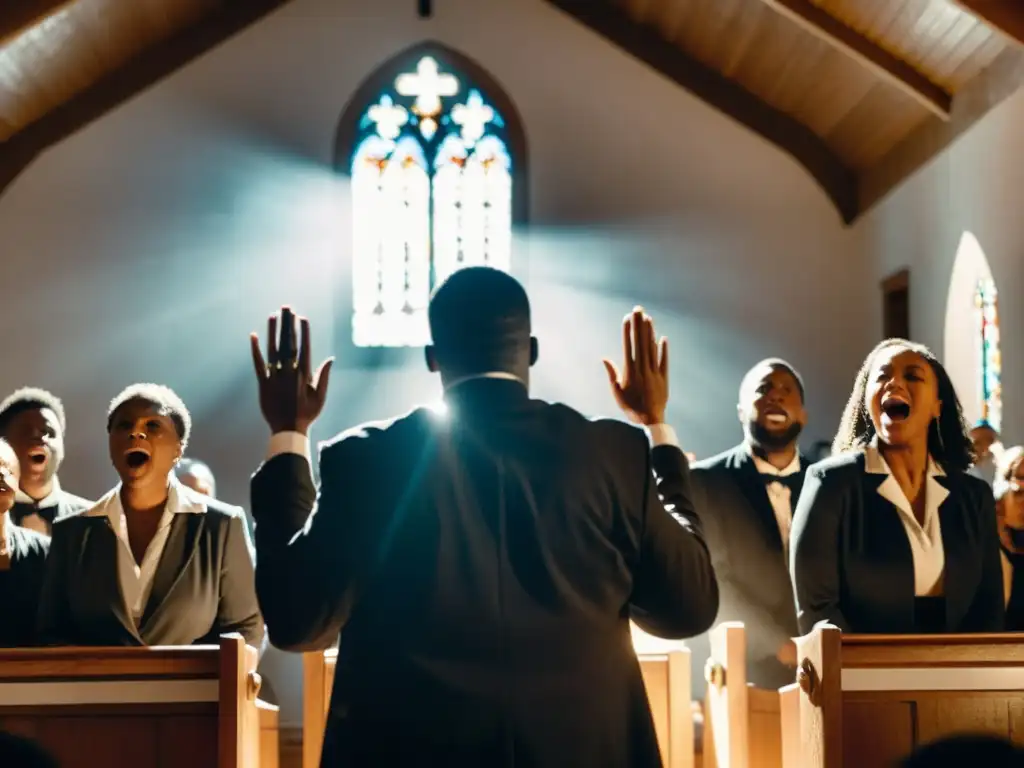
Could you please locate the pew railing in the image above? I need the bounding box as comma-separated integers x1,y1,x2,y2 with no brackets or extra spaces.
0,634,271,768
702,622,798,768
794,626,1024,767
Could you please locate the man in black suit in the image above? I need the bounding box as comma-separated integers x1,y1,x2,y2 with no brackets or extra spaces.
685,359,808,695
0,388,91,535
249,268,718,767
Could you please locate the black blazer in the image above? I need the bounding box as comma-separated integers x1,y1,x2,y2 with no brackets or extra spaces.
37,481,264,649
251,378,718,768
790,451,1004,634
0,519,49,647
678,444,806,693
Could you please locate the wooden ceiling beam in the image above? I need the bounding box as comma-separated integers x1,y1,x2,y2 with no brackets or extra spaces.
954,1,1024,47
859,47,1024,217
0,0,292,197
757,0,952,119
546,0,857,223
0,0,74,46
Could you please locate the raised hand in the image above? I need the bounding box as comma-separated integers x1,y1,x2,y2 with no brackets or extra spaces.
603,307,669,426
251,307,334,435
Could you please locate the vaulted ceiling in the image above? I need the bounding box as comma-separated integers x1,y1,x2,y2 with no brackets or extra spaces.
1,0,1021,224
550,0,1024,222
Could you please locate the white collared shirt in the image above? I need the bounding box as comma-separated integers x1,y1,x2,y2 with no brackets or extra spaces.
864,443,948,597
749,447,801,554
83,478,207,625
15,476,64,534
15,475,64,508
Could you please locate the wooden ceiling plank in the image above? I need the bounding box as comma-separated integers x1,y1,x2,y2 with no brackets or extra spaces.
859,46,1024,215
0,0,76,46
756,0,952,119
546,0,857,223
0,0,291,194
954,1,1024,47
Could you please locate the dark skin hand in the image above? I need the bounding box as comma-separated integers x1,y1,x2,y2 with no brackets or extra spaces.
603,307,669,426
251,307,334,435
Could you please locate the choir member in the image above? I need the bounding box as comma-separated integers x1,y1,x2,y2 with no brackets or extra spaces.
683,359,808,695
175,456,216,497
0,438,49,647
37,384,264,648
791,339,1003,634
994,446,1024,630
0,387,91,535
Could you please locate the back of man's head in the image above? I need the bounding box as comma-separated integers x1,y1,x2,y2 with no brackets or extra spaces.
427,267,534,380
0,731,60,768
900,734,1023,767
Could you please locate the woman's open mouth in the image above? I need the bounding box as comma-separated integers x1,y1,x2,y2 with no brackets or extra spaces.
124,449,151,470
27,448,47,467
881,396,911,422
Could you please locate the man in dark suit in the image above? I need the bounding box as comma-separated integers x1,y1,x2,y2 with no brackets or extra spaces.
0,388,91,535
249,268,718,767
685,359,809,695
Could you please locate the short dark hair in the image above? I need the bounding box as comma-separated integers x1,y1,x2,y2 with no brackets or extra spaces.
972,419,999,435
428,267,531,373
832,339,974,473
739,358,805,404
0,387,67,436
106,383,192,452
901,734,1023,767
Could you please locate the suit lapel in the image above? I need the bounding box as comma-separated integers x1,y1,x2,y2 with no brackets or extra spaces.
731,448,785,552
80,518,143,643
139,513,204,636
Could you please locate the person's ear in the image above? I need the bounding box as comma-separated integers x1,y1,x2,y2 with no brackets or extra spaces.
425,345,439,373
529,337,538,367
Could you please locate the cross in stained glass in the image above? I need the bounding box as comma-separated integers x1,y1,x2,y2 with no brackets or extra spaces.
395,56,458,117
451,90,494,145
367,96,408,140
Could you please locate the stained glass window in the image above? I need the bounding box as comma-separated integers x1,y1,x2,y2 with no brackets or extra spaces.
975,278,1002,432
350,55,513,347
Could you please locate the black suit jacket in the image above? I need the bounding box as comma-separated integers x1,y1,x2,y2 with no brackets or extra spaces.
676,445,805,694
37,482,264,648
0,519,49,647
251,378,718,768
791,451,1004,634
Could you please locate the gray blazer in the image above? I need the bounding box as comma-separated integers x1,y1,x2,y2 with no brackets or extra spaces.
37,481,264,649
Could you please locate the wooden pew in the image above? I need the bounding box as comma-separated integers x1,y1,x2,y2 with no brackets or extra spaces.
702,622,799,768
303,626,696,768
0,634,276,768
794,626,1024,766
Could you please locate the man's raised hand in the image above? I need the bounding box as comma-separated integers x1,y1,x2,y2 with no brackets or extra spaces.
603,307,669,427
250,307,333,435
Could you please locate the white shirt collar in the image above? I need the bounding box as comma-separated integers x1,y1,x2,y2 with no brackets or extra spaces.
863,439,946,478
747,444,801,477
444,371,523,391
83,476,208,520
15,476,63,508
863,439,948,597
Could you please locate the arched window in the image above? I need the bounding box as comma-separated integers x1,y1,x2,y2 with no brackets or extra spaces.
944,231,1002,431
976,277,1002,432
336,44,527,348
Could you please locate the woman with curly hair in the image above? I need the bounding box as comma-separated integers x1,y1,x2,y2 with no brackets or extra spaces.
790,339,1004,634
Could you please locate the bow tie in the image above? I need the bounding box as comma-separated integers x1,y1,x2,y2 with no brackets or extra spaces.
762,473,801,493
